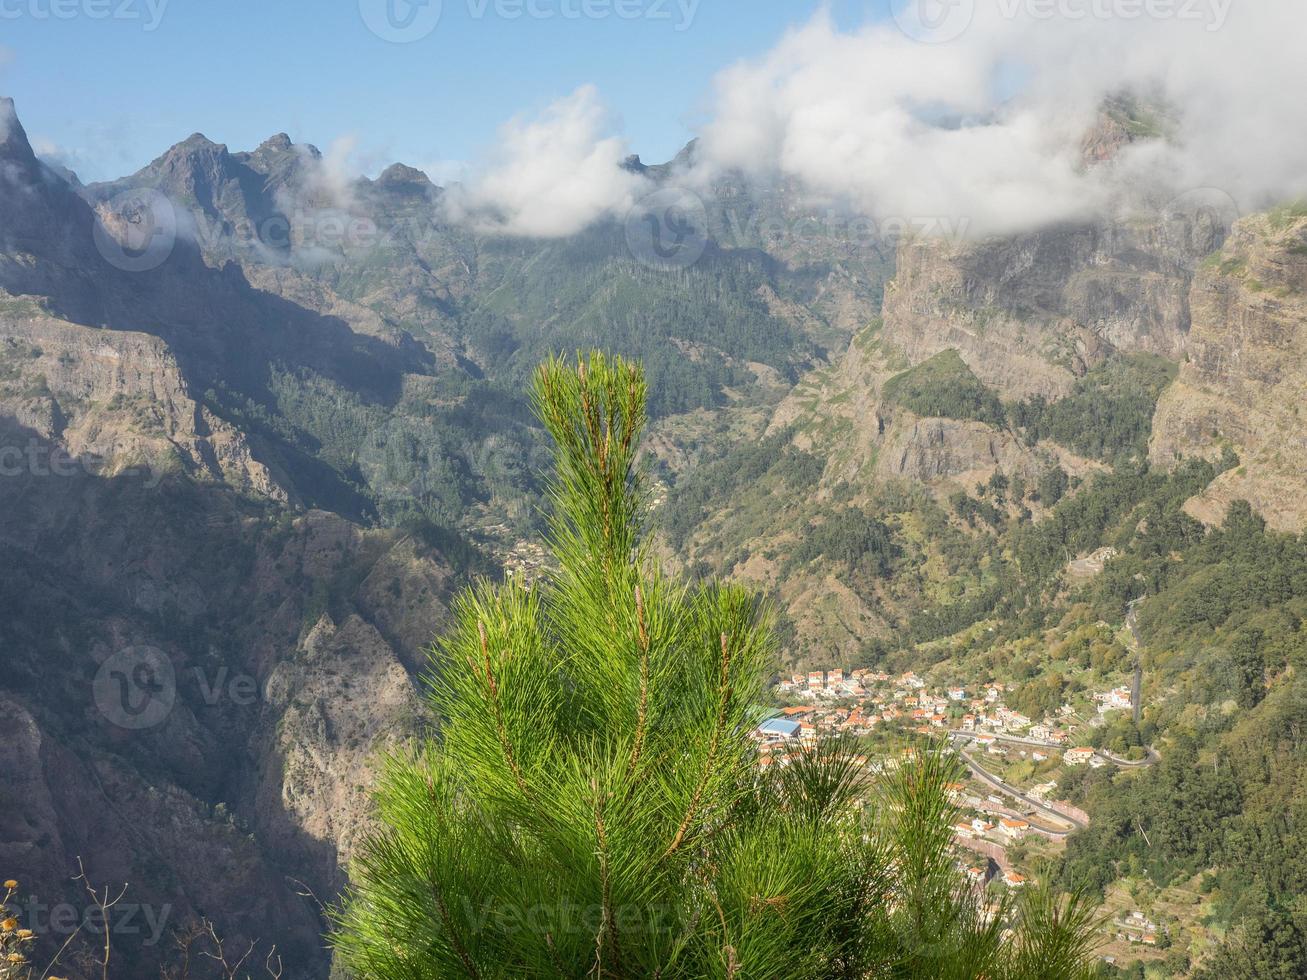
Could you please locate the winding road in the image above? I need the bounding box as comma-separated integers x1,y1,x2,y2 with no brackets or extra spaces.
941,599,1163,843
948,735,1084,834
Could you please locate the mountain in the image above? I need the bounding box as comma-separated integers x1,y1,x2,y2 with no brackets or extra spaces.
2,91,1306,977
0,98,897,978
647,113,1307,974
0,99,482,979
1151,205,1307,530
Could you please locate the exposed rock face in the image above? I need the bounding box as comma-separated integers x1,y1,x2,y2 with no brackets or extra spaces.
873,415,1039,485
881,216,1203,402
82,129,317,262
0,101,470,979
0,470,454,978
1151,210,1307,531
0,309,283,496
769,184,1229,496
257,611,425,896
0,694,328,979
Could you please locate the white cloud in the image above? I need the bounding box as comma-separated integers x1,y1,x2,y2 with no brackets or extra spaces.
444,85,650,238
294,134,369,210
695,3,1307,236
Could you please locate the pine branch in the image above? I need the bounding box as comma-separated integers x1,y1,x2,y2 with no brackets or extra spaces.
628,584,651,775
429,877,480,979
590,779,622,979
479,619,530,799
663,632,733,859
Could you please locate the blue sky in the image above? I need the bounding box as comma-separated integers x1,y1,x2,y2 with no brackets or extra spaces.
0,0,892,182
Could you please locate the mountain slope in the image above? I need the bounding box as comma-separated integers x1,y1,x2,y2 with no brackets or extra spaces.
1151,206,1307,530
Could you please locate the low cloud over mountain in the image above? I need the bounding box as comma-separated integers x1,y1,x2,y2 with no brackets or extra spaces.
450,3,1307,238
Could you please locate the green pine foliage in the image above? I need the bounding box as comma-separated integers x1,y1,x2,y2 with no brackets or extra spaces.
331,353,1098,979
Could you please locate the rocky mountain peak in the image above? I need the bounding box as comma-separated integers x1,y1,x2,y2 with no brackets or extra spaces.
627,139,700,182
257,132,294,154
0,96,39,171
159,132,231,170
241,132,318,174
0,98,91,257
376,162,432,187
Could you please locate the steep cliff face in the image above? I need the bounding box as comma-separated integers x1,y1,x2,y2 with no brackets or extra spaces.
0,693,328,978
880,216,1203,401
1151,208,1307,531
0,473,454,978
872,415,1039,486
256,610,425,899
0,308,283,496
768,188,1225,495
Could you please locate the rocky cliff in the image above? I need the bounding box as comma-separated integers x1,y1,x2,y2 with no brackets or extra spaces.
766,175,1232,497
0,100,471,978
0,472,454,978
1151,207,1307,531
0,307,283,496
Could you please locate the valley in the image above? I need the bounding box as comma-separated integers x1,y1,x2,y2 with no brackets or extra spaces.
1,85,1305,978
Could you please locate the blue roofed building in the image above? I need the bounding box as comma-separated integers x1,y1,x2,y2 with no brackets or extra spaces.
757,717,802,740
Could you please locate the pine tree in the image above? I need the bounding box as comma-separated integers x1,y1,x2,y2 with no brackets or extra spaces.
332,352,1099,979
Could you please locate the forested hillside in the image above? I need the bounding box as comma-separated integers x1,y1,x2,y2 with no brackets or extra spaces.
2,84,1306,977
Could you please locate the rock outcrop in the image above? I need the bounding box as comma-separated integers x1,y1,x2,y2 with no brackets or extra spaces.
1151,209,1307,531
0,307,283,496
0,470,455,978
880,214,1206,402
769,179,1230,495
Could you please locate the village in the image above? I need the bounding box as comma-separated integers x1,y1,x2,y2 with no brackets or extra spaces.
752,667,1167,950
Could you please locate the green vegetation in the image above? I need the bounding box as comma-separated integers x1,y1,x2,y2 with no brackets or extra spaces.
882,349,1006,427
332,354,1099,979
1103,94,1175,141
786,507,900,580
662,428,824,550
1008,355,1178,462
462,237,814,417
857,349,1176,465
